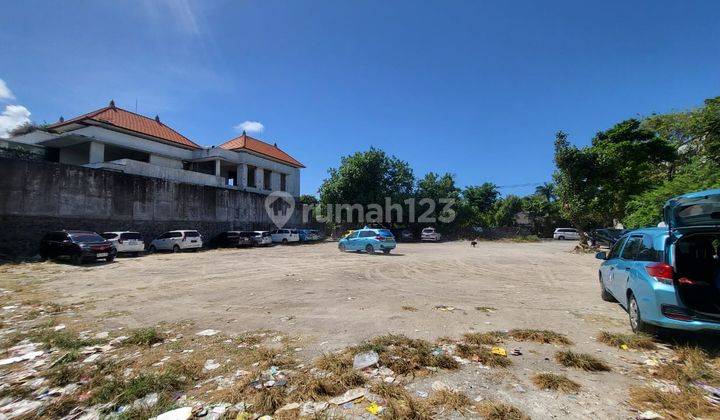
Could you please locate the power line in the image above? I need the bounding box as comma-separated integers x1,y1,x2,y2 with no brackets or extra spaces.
496,182,546,189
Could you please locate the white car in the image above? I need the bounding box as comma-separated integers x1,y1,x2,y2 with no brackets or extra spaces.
553,228,580,240
270,229,300,243
101,231,145,255
148,230,203,252
421,227,442,242
253,231,273,246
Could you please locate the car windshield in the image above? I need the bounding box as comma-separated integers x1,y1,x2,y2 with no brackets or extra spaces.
71,233,105,243
422,228,434,233
185,231,200,237
100,233,117,239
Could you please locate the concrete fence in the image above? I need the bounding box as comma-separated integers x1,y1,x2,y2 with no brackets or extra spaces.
0,157,306,259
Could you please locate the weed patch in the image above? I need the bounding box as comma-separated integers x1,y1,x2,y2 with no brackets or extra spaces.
464,331,506,345
629,385,718,419
555,351,610,372
596,331,656,350
509,329,572,345
532,373,581,393
477,401,530,420
456,343,511,367
125,327,164,347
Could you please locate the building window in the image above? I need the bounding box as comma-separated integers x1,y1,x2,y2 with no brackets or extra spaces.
263,169,272,190
280,173,287,191
247,165,256,188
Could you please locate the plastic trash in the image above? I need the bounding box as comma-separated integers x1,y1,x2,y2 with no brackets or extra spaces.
366,402,383,415
353,351,379,369
491,347,507,357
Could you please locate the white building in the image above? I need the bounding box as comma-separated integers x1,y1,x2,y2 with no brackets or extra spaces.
12,100,304,196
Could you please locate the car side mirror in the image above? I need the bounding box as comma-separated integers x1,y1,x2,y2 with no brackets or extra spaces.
595,251,607,260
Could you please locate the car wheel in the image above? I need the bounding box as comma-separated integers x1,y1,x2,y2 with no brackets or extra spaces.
148,245,156,254
71,254,82,265
282,238,288,244
558,236,565,240
383,249,391,255
172,245,180,253
365,244,375,254
600,275,616,302
339,243,346,252
106,255,115,263
628,293,654,334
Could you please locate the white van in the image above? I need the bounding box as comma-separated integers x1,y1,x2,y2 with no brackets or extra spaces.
148,230,203,252
553,228,580,240
101,231,145,255
270,229,300,243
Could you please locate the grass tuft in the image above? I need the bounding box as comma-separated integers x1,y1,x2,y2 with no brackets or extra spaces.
351,334,459,375
508,329,572,345
428,389,473,411
456,343,511,367
371,383,431,420
464,331,506,345
630,385,718,419
477,401,530,420
596,331,656,350
402,305,419,312
532,373,581,393
125,327,164,347
555,350,610,372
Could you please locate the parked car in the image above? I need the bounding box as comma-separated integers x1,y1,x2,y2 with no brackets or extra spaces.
400,229,415,242
595,188,720,333
270,229,300,243
253,231,273,246
148,230,202,253
39,230,116,264
553,228,580,240
338,227,397,254
299,229,321,241
101,231,145,256
209,231,254,248
421,227,441,242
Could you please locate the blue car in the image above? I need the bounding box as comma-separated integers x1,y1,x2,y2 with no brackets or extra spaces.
596,189,720,333
338,227,397,254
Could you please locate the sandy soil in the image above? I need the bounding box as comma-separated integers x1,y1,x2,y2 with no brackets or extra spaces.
3,239,663,418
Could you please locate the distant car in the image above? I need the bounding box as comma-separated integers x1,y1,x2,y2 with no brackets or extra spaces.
338,228,397,254
148,230,202,253
553,228,580,240
210,231,254,248
421,227,441,242
270,229,300,243
595,188,720,334
101,231,145,256
253,231,273,246
299,229,321,241
39,230,117,264
400,229,415,242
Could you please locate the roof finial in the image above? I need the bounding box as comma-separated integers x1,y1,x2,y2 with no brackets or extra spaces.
155,115,161,123
59,116,64,123
109,99,116,108
274,142,278,147
242,130,246,136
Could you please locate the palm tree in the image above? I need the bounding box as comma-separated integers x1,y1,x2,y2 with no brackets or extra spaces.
535,183,556,202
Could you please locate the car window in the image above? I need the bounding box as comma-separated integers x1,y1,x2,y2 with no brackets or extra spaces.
71,233,105,243
636,235,663,262
120,232,142,240
621,236,643,260
101,233,118,239
359,230,376,238
185,231,199,237
608,236,627,259
170,232,183,238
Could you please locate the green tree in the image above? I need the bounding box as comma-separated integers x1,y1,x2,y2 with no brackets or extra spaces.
462,183,499,227
493,195,524,227
415,172,461,231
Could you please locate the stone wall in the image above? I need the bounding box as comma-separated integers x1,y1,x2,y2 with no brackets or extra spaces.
0,157,306,259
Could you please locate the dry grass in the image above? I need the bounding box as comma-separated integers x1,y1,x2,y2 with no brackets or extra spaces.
555,350,610,372
476,401,530,420
351,334,459,375
654,346,720,386
456,343,512,367
508,329,572,345
371,383,431,420
402,305,419,312
124,327,164,346
596,331,656,350
474,306,497,312
629,385,718,419
532,373,581,393
463,331,506,345
428,389,473,412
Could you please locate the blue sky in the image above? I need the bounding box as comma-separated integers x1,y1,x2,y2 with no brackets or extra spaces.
1,1,719,196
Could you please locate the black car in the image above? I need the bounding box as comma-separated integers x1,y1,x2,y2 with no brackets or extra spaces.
210,231,255,248
39,231,117,264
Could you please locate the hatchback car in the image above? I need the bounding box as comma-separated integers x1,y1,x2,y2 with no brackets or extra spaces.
596,189,720,333
421,227,441,242
338,228,396,254
101,231,145,255
39,230,117,264
253,231,273,246
209,231,254,248
553,228,580,240
148,230,203,253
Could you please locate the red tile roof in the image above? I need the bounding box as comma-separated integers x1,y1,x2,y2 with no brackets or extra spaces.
48,101,201,150
219,133,304,168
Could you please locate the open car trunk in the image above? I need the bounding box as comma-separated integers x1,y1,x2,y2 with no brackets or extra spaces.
674,232,720,317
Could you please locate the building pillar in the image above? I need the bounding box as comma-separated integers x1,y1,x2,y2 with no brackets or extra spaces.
88,141,105,164
255,168,264,190
236,163,247,188
214,159,221,177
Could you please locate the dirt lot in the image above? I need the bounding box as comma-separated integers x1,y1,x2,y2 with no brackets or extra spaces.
2,240,718,419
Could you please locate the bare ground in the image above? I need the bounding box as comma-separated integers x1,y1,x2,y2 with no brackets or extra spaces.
2,240,718,418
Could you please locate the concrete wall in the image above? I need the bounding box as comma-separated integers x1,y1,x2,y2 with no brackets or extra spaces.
86,159,227,188
0,157,307,259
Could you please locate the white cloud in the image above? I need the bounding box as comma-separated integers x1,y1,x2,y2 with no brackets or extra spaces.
0,105,31,138
0,79,15,101
234,121,264,134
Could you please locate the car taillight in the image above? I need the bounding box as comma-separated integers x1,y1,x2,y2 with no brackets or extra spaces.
118,239,123,244
645,263,673,285
376,236,384,241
